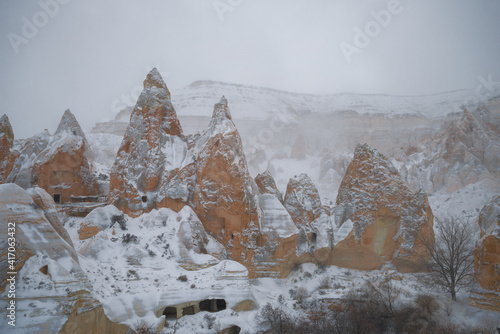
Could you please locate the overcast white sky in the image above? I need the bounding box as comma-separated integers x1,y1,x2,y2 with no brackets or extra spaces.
1,0,500,138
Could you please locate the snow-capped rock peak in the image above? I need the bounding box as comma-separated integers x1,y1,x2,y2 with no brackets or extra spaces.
143,67,171,99
212,95,232,120
55,109,87,139
284,173,322,228
0,113,14,148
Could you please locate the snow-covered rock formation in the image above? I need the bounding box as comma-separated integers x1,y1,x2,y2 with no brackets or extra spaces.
109,69,306,277
332,144,434,272
3,110,100,203
253,171,298,277
192,96,260,267
0,115,17,183
109,68,190,216
470,194,500,312
73,205,254,330
397,103,500,194
283,173,334,264
0,184,131,333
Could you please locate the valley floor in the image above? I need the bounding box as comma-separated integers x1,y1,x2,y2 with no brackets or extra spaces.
62,213,500,334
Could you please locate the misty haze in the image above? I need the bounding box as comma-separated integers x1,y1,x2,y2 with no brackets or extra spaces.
0,1,500,333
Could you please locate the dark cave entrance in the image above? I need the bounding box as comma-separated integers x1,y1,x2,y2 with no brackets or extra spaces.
199,299,227,312
141,195,147,203
311,232,317,243
162,307,177,321
223,325,241,334
53,194,61,204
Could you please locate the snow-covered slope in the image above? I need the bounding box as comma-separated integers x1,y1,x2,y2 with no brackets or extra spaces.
69,205,254,331
173,80,498,120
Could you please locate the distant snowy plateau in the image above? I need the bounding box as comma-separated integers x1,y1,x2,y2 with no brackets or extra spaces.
91,80,500,219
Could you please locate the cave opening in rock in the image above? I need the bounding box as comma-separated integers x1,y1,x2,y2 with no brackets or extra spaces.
53,194,61,204
223,325,241,334
217,299,226,311
163,307,177,321
141,196,147,203
311,232,317,243
199,299,227,312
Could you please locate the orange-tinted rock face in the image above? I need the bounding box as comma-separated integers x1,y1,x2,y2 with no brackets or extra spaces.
108,72,261,268
0,184,132,332
0,115,16,183
3,110,100,203
284,173,322,228
331,143,434,272
255,171,283,202
32,136,99,203
283,173,334,266
194,97,260,265
109,68,192,216
252,172,299,277
470,195,500,312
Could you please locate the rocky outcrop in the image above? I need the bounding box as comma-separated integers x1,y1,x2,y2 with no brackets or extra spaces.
255,171,283,202
0,114,14,148
332,143,434,272
193,97,260,265
78,205,125,240
284,173,322,228
4,110,100,203
470,195,500,312
75,206,252,330
109,68,193,217
252,172,298,277
283,173,334,263
397,106,500,194
0,115,17,182
0,184,130,333
108,71,261,270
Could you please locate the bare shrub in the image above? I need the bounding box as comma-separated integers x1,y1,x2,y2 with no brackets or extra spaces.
257,297,295,333
295,310,335,334
204,314,216,330
122,233,138,244
177,275,188,282
395,294,439,333
319,276,330,290
134,322,155,334
289,287,309,303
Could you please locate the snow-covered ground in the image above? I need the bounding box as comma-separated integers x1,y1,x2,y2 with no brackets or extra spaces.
62,207,499,333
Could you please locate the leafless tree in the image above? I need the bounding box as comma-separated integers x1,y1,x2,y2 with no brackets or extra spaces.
417,217,475,301
257,296,295,334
